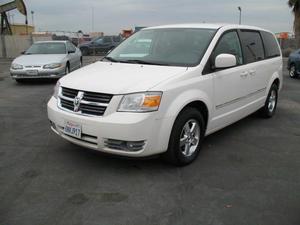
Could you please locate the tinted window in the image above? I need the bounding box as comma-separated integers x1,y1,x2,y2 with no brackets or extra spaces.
239,30,265,63
94,38,103,44
103,37,112,43
113,36,121,42
213,31,243,65
261,31,280,58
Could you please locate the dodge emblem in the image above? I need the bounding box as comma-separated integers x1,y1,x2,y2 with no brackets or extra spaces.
74,91,84,112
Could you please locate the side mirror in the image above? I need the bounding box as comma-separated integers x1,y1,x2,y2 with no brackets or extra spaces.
21,51,25,55
215,54,237,69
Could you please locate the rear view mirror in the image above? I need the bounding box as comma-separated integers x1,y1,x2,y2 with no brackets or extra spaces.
215,54,237,69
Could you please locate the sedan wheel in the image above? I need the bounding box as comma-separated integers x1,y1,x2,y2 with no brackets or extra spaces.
65,66,70,75
289,65,297,78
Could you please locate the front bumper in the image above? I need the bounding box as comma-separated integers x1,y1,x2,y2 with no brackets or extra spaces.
10,66,66,79
47,96,173,157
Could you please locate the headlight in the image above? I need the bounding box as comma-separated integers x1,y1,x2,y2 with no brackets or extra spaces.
118,92,162,112
43,63,62,69
11,63,23,70
53,81,61,99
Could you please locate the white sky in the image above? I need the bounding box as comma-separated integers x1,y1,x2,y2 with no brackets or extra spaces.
1,0,294,35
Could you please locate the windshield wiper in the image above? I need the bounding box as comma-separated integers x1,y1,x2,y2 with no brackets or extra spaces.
102,56,119,62
118,59,169,66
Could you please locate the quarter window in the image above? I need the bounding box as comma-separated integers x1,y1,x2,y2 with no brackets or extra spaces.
261,31,280,58
213,31,243,65
239,30,265,63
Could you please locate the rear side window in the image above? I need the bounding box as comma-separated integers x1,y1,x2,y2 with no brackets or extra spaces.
239,30,265,63
261,31,281,58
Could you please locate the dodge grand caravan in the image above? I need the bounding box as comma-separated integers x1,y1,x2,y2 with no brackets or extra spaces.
47,24,283,166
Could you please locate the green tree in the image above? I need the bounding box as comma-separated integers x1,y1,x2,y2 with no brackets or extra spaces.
288,0,300,47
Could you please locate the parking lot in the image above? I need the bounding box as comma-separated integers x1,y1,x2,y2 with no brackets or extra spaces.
0,57,299,225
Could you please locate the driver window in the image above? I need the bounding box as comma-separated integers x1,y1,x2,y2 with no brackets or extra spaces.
214,31,243,65
103,37,112,44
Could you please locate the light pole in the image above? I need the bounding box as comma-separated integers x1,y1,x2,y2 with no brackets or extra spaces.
31,11,35,27
238,6,242,25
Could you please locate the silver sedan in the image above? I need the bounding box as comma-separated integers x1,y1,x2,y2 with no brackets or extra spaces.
10,41,82,82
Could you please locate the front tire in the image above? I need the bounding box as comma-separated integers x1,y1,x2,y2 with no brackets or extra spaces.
163,107,205,166
65,64,70,75
259,83,278,118
289,64,298,78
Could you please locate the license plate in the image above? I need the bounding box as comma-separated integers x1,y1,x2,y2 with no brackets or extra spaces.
64,121,81,138
26,70,38,75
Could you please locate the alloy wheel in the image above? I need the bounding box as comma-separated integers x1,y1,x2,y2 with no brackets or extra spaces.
179,119,200,157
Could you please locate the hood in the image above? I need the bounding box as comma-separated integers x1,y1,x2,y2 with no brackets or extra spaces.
60,61,187,94
13,54,67,66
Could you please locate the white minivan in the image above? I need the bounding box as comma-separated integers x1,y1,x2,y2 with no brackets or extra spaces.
47,24,283,166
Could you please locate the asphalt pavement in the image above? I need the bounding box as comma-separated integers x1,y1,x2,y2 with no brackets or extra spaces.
0,57,299,225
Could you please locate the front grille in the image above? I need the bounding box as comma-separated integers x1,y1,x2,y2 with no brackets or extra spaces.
83,91,112,103
58,87,113,117
62,87,78,98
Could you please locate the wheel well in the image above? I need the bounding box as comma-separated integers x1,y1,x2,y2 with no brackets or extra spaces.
273,78,280,88
183,101,209,130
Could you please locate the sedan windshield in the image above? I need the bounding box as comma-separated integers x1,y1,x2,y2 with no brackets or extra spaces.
106,28,216,67
25,42,66,55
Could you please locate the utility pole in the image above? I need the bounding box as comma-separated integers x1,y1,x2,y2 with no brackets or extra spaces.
91,7,94,32
31,11,34,27
238,6,242,25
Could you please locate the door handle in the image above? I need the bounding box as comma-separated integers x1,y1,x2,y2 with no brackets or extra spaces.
240,71,248,78
249,70,256,76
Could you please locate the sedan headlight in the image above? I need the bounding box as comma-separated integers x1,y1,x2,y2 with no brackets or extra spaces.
118,92,162,112
11,63,23,70
53,80,61,99
43,63,62,69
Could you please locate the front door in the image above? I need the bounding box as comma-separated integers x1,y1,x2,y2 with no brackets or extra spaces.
210,30,249,130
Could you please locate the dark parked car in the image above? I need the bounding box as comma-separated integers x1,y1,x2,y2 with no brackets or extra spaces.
288,49,300,78
79,36,122,55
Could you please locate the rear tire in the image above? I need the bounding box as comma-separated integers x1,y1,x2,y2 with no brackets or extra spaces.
163,107,205,166
259,83,278,118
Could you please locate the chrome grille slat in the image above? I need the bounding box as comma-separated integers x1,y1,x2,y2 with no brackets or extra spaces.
58,87,112,117
82,91,113,103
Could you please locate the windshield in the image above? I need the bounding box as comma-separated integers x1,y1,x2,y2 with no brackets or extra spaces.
107,28,216,67
25,42,66,55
